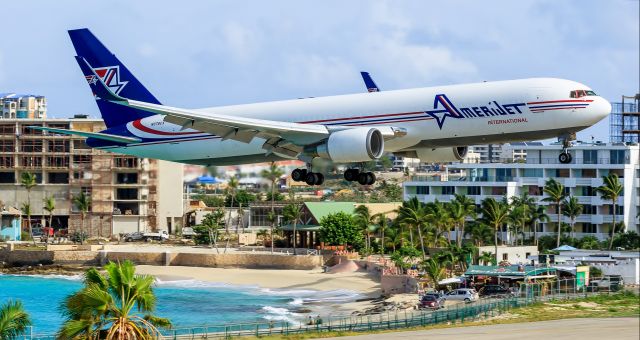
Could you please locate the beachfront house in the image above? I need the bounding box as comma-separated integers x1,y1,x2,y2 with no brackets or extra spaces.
1,206,22,241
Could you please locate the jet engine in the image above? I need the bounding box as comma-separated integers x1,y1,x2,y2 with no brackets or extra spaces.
312,127,385,163
399,146,468,163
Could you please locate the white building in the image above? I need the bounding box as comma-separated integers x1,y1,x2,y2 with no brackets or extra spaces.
1,93,47,119
404,143,640,241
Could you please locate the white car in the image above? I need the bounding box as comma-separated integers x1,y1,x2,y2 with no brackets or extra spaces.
443,288,479,303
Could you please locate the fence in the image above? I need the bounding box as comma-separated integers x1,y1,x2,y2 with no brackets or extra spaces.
22,278,624,339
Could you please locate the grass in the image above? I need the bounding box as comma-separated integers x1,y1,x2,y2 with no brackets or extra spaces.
238,292,639,339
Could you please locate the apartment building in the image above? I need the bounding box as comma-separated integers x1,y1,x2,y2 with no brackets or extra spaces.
1,93,47,119
0,117,183,237
404,143,640,240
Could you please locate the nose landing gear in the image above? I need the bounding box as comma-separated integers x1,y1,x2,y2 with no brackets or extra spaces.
558,134,575,164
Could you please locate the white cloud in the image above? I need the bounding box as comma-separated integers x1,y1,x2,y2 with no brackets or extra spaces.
276,53,357,90
222,22,261,61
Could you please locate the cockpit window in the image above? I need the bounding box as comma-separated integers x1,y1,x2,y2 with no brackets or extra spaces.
570,90,597,98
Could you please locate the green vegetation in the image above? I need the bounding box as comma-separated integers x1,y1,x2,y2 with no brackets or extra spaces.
72,192,91,244
0,300,32,340
20,172,37,244
596,173,624,250
58,260,171,339
194,208,226,250
319,212,364,250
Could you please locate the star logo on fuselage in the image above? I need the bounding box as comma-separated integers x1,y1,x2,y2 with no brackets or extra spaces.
425,94,464,129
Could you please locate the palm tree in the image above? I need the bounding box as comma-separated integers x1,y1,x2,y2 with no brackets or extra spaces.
597,173,624,250
43,196,56,242
479,198,511,264
20,172,37,243
223,176,239,253
202,209,225,252
397,197,429,259
510,193,535,245
261,162,284,253
478,251,495,266
384,224,403,252
451,194,476,246
422,258,446,285
283,203,303,255
464,222,493,246
354,205,375,253
0,299,32,340
58,260,171,339
425,200,451,245
508,204,527,246
374,213,389,255
562,196,583,239
72,192,91,244
529,205,550,246
543,178,567,248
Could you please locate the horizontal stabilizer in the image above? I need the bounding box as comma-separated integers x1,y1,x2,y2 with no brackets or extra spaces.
26,126,140,144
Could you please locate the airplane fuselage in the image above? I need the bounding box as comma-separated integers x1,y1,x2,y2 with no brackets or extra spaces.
92,77,610,166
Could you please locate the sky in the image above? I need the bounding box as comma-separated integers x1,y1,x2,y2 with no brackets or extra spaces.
1,0,638,142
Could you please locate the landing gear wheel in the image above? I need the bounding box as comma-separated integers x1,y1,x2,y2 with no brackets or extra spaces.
559,152,572,164
357,172,376,185
344,168,360,181
305,172,318,185
314,173,324,185
292,168,307,182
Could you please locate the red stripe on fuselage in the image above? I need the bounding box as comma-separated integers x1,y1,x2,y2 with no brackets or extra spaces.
132,119,203,135
527,99,593,105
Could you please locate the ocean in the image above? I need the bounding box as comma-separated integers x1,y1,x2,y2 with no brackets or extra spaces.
0,274,360,336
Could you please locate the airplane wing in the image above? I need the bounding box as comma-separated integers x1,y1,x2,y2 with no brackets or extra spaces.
26,126,141,143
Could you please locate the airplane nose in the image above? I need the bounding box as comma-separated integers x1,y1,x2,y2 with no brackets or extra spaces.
591,97,611,121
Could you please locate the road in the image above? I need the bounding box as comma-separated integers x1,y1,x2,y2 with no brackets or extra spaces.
315,317,640,340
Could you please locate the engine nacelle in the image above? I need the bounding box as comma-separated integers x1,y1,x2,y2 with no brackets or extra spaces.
314,128,385,163
412,146,468,163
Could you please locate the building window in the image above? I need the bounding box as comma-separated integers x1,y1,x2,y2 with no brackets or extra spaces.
21,125,43,135
523,168,543,178
442,186,455,195
46,156,69,168
48,172,69,184
502,253,508,261
20,140,43,152
48,140,69,153
116,173,138,184
0,172,15,183
496,168,513,181
0,156,13,168
582,223,597,233
492,187,506,195
467,186,480,195
114,157,139,168
582,204,596,215
116,188,139,200
581,169,597,178
610,150,626,164
416,186,429,195
0,124,15,134
0,140,14,152
583,150,598,164
527,185,543,195
21,156,42,168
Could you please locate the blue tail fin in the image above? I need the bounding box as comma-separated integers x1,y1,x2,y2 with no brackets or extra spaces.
360,71,380,92
69,28,158,128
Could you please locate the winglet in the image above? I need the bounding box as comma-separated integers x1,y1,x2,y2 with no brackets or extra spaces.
360,71,380,92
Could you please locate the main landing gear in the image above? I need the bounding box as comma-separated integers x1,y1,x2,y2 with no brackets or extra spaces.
344,168,376,185
291,168,324,186
558,136,574,164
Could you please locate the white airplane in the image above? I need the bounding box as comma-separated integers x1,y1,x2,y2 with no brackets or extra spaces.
33,28,611,185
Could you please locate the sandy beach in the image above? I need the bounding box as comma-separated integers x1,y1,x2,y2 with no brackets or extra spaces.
136,265,381,295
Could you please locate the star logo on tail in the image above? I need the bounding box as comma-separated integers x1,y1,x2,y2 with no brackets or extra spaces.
91,66,128,95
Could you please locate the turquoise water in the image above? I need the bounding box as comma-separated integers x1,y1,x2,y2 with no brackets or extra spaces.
0,274,358,336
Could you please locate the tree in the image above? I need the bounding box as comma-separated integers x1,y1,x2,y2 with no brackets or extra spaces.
197,209,225,252
379,182,403,202
464,222,493,247
422,258,446,285
596,173,624,250
390,246,421,274
20,172,37,244
611,231,640,250
384,223,403,252
397,197,429,260
425,200,451,246
283,203,303,255
43,196,56,242
261,162,284,253
478,251,495,266
223,176,239,253
72,192,91,244
529,205,550,246
0,299,31,340
543,178,567,248
510,193,535,246
451,194,476,246
58,260,171,339
319,212,364,250
374,213,389,255
479,198,511,264
562,196,583,239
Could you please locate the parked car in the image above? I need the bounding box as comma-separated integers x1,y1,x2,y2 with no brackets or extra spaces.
181,227,196,239
479,285,516,298
443,288,479,303
591,275,624,291
420,294,445,310
143,230,169,241
124,232,145,242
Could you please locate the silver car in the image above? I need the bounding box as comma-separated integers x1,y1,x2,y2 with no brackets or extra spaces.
444,288,479,303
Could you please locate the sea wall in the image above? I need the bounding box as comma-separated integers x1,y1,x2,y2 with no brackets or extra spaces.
0,249,323,270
